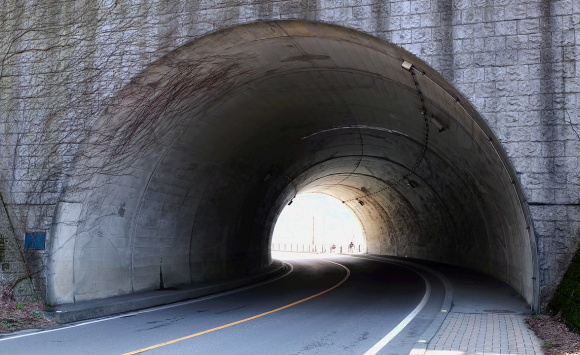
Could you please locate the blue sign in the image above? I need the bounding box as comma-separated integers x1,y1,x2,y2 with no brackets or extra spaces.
24,232,46,250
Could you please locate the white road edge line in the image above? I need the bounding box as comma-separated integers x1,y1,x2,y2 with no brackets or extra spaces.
363,260,432,355
0,263,294,342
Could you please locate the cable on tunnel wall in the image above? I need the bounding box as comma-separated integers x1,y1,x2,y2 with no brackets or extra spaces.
342,62,430,204
271,166,299,204
329,126,365,190
303,120,366,198
410,62,540,311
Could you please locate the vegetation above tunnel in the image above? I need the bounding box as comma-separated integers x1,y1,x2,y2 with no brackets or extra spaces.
548,246,580,331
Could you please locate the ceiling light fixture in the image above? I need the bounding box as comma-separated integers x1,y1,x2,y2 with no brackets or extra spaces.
406,179,419,188
429,116,446,132
402,60,413,71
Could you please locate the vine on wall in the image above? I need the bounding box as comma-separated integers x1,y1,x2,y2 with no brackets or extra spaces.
0,1,253,302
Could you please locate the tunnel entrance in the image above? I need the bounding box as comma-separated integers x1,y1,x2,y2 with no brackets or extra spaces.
271,193,365,254
49,20,538,309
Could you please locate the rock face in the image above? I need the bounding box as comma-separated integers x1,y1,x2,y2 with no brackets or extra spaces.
0,1,578,311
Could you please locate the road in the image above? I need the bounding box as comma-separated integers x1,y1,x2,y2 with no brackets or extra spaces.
0,255,446,355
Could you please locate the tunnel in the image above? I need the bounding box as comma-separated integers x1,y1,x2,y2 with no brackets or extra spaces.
48,21,538,309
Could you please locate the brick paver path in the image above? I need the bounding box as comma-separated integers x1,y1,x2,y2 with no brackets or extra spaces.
424,313,543,355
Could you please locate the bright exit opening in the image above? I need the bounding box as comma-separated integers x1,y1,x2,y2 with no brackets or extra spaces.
271,194,366,254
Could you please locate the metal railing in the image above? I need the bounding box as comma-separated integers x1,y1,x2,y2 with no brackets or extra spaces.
271,243,366,254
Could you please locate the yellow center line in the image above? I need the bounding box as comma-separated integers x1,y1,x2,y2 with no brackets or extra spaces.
122,260,350,355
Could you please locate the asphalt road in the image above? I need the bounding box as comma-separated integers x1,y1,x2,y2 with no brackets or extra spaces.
0,256,445,355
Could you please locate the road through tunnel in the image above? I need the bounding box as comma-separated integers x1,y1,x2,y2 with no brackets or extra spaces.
49,21,538,309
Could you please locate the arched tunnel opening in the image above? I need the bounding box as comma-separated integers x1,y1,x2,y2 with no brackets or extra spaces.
49,21,538,309
271,193,365,253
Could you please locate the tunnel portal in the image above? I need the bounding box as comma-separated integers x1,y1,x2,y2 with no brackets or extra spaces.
49,21,537,308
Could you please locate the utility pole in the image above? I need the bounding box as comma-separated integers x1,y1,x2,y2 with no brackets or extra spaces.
312,216,315,245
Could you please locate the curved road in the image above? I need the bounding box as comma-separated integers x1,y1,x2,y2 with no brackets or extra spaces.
0,256,445,354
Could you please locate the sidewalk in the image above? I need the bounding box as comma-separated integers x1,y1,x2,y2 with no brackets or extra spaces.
42,260,287,324
410,262,544,355
422,312,542,355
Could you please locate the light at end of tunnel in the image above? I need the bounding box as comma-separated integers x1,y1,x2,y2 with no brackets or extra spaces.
402,60,413,71
430,116,446,132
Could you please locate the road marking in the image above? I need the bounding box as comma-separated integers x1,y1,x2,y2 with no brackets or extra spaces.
0,263,294,342
122,260,350,355
360,257,432,355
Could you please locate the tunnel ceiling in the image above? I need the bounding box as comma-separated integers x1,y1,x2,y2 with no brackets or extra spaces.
66,21,536,306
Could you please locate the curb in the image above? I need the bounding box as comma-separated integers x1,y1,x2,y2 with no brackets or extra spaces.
408,269,453,355
348,255,453,355
42,260,287,324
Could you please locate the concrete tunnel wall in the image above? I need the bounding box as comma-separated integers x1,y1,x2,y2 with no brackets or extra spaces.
46,21,537,307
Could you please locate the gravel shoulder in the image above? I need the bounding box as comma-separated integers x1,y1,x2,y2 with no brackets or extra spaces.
526,314,580,355
0,298,53,334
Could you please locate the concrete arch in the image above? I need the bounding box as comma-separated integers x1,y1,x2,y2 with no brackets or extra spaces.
48,21,538,309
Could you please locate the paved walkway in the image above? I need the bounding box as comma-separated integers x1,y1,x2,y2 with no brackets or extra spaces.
408,259,544,355
422,312,543,355
42,260,286,323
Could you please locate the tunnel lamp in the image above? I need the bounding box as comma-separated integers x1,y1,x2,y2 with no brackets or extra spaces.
430,116,445,132
406,179,419,188
401,60,413,71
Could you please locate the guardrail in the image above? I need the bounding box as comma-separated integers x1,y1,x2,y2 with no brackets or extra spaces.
271,243,366,254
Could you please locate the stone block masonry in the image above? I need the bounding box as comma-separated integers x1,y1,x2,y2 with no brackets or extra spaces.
0,194,46,301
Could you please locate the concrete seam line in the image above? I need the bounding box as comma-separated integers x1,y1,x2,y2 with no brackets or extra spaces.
0,262,293,342
361,258,432,355
352,255,453,355
121,260,351,355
